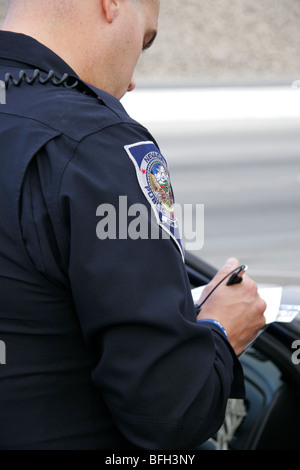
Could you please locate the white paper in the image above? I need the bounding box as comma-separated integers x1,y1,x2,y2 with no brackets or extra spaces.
258,287,283,324
276,304,300,323
191,285,205,304
192,285,299,325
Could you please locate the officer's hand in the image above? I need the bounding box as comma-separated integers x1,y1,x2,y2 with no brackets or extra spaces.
196,258,267,356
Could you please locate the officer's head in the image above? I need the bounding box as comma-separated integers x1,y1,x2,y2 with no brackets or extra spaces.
2,0,160,99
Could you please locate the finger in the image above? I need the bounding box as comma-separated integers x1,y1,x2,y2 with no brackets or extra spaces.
210,257,240,286
195,258,241,306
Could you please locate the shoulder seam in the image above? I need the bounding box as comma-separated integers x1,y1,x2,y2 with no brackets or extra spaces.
0,109,145,143
55,120,147,236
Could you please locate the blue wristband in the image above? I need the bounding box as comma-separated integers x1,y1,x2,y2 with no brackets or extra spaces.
197,319,229,341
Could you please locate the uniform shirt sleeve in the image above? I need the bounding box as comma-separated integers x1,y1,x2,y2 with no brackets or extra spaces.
21,121,245,449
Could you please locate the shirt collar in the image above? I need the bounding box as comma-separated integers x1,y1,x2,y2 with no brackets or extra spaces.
0,31,77,77
0,30,130,116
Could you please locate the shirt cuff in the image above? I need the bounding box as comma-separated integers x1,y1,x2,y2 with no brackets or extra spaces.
197,319,229,341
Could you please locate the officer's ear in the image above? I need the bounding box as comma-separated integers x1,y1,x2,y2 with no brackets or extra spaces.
102,0,120,23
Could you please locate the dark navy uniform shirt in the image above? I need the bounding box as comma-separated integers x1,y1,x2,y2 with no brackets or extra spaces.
0,31,244,450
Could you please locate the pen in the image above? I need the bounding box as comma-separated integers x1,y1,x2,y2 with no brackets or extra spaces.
195,264,249,314
226,264,248,286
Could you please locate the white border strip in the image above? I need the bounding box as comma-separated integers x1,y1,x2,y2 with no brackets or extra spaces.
122,86,300,125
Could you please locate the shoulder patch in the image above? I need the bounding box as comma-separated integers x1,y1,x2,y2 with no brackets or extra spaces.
125,141,184,259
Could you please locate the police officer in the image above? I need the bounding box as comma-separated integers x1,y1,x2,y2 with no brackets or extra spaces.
0,0,266,450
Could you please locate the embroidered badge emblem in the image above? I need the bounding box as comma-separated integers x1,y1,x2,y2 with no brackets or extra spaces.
125,141,184,259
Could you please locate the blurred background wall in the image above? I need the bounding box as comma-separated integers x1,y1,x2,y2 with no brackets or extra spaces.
135,0,300,86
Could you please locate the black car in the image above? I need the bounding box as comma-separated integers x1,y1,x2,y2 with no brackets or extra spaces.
185,251,300,451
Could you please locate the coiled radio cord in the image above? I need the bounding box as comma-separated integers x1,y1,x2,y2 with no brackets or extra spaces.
4,69,82,91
